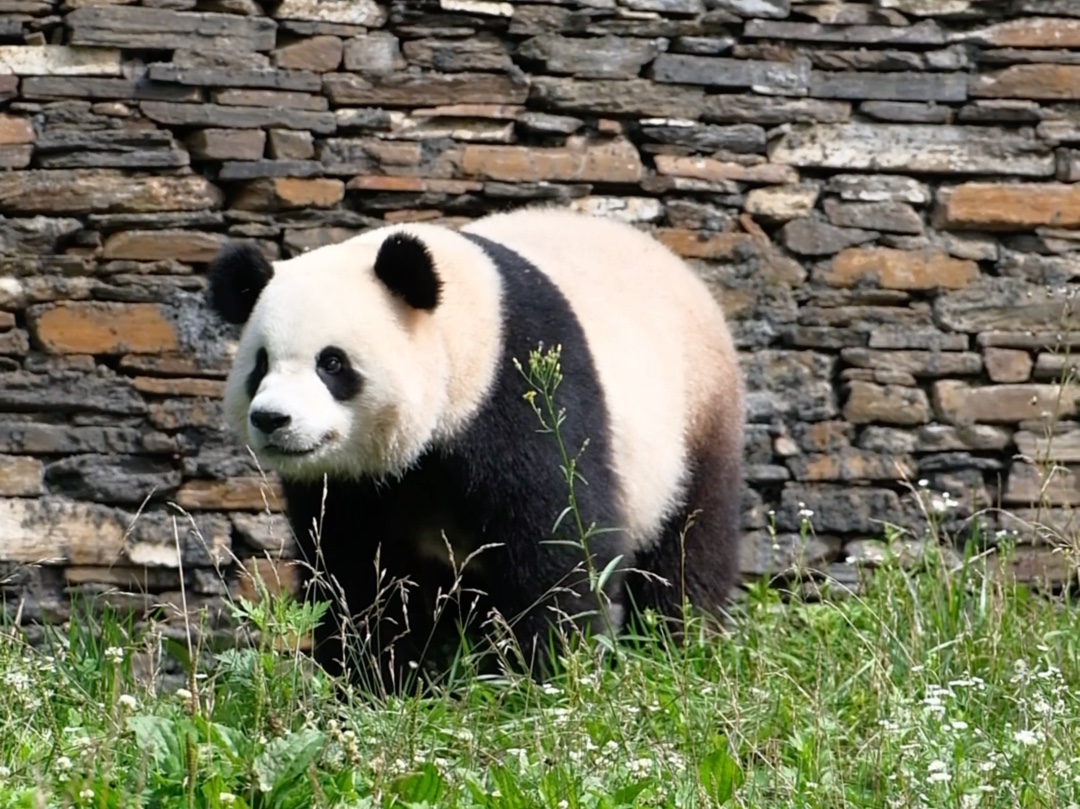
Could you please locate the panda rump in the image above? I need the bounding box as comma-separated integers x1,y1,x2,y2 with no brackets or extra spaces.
206,208,745,688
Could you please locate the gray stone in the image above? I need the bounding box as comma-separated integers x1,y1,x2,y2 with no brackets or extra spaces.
20,76,201,102
0,216,83,254
745,19,945,45
826,174,931,205
140,101,336,133
710,0,789,18
44,454,182,505
652,54,810,95
530,77,705,118
670,36,735,55
703,94,850,124
344,32,408,75
0,372,147,416
147,64,321,92
809,50,924,73
742,350,838,422
860,102,952,124
779,218,878,256
811,71,967,102
66,7,277,51
778,484,906,534
639,119,765,153
935,278,1080,333
217,160,323,180
34,130,190,170
516,111,583,135
518,35,664,79
823,199,924,235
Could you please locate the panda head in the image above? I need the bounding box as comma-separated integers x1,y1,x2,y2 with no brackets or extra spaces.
206,228,496,482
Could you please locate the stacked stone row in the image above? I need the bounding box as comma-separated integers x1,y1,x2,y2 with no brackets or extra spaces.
0,0,1078,635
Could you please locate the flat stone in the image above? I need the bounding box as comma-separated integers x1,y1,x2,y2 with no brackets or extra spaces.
844,380,931,425
826,174,931,205
744,184,820,220
961,18,1080,49
273,0,386,25
186,128,266,161
232,178,345,211
1015,429,1080,463
933,380,1080,424
771,123,1053,177
823,199,923,234
779,218,878,256
935,183,1080,231
822,247,978,290
0,370,147,416
788,448,916,482
640,119,766,154
0,171,223,214
20,77,201,102
710,0,789,18
957,99,1042,124
148,64,320,92
0,455,42,496
809,49,924,73
984,347,1033,383
913,424,1012,452
530,77,706,119
217,160,323,180
102,230,226,263
745,19,945,45
879,0,974,13
401,36,511,73
345,32,407,75
44,454,181,505
703,94,850,124
860,101,951,124
0,497,230,567
460,137,643,183
972,65,1080,100
654,154,795,184
267,129,314,160
810,70,967,102
1005,462,1080,507
742,349,838,422
802,4,909,23
777,483,905,534
175,478,285,512
33,129,189,170
0,45,122,76
66,6,277,51
324,71,528,107
654,229,755,260
28,302,179,355
652,53,810,95
273,35,342,73
1012,0,1080,16
518,34,664,79
840,348,983,377
141,101,336,133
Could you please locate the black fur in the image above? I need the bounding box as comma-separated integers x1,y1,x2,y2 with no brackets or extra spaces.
246,347,269,399
373,232,443,311
208,243,274,325
316,346,363,400
283,232,626,693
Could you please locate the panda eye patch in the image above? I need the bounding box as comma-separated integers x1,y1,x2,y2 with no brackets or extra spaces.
316,346,362,400
246,346,269,398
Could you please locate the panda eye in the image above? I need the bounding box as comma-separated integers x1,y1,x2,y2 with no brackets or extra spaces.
317,347,347,376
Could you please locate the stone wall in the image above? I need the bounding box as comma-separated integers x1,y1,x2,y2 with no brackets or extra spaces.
1,0,1078,637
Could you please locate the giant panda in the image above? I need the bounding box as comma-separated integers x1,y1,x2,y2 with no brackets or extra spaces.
206,207,745,692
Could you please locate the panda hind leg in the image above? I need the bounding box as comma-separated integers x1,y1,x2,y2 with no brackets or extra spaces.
624,423,743,638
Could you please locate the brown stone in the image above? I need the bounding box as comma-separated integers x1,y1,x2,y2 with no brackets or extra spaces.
186,128,266,161
148,400,220,430
0,114,33,146
972,65,1080,100
0,171,223,214
0,312,14,330
654,154,797,185
345,176,482,194
964,18,1080,49
933,381,1080,424
1004,461,1080,507
274,35,343,72
118,354,230,378
745,185,820,220
844,380,931,425
1015,430,1080,464
175,478,285,511
102,230,226,263
236,558,300,603
324,72,528,107
132,377,225,397
788,448,917,482
67,7,277,51
267,129,314,160
935,183,1080,231
984,348,1033,383
460,137,643,183
654,229,755,260
232,178,345,211
0,146,31,169
29,302,178,355
0,455,43,496
823,247,979,290
212,89,328,111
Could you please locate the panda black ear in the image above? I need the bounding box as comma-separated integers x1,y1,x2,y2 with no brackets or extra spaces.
207,242,275,325
373,232,442,311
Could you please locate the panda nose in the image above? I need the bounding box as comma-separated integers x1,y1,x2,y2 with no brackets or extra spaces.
250,409,291,435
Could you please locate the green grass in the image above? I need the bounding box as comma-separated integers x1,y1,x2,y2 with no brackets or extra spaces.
2,538,1080,809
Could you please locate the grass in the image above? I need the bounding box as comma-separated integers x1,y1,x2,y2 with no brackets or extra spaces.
3,347,1080,808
